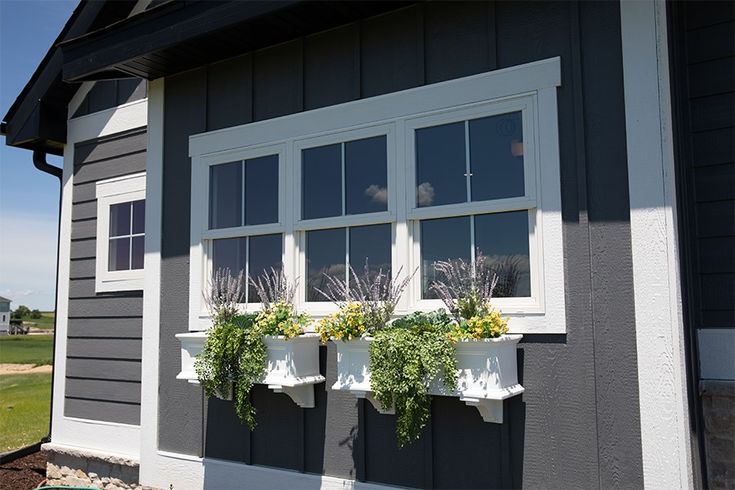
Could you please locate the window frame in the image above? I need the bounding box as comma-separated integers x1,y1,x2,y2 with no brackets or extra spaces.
404,97,544,313
189,57,565,333
95,172,146,292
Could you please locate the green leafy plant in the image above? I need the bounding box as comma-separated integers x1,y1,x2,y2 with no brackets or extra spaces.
195,312,265,428
195,267,306,429
369,310,457,447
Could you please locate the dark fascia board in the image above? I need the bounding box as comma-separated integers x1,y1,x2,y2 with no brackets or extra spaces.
60,0,299,82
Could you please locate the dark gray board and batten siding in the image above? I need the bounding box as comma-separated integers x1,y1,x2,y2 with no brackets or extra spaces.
66,127,146,426
159,2,643,488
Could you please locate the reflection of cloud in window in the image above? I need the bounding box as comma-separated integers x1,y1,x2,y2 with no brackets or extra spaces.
364,184,388,204
417,182,435,206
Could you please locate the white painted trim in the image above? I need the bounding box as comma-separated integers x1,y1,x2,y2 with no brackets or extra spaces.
68,98,147,143
139,78,166,486
189,57,566,334
144,449,400,490
620,2,694,488
95,172,146,293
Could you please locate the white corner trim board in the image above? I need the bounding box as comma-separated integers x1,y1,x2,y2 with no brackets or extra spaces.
139,79,164,486
620,2,694,489
187,56,567,334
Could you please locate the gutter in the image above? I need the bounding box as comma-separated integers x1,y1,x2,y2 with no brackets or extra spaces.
32,151,62,448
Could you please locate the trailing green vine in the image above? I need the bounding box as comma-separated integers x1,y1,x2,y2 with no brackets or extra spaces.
369,310,457,447
195,313,266,429
195,267,307,429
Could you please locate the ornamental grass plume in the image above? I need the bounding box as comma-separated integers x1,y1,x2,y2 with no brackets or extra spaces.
203,267,245,325
249,267,297,311
316,262,415,335
429,252,499,322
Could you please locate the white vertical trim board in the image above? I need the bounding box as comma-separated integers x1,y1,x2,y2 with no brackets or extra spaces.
620,2,694,489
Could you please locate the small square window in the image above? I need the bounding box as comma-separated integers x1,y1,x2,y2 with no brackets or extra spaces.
95,173,146,292
107,199,145,272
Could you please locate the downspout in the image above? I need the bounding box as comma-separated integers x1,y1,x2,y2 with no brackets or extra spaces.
32,149,62,443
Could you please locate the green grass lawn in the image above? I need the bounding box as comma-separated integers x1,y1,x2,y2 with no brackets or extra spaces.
0,335,54,366
18,311,55,330
0,372,51,452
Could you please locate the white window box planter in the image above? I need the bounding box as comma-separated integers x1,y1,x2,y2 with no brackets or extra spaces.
176,332,325,408
331,334,525,423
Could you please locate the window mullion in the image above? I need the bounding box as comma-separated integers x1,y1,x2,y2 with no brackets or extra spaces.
128,202,134,270
464,120,472,203
244,236,250,304
470,215,476,272
341,143,346,216
345,227,350,295
241,160,246,227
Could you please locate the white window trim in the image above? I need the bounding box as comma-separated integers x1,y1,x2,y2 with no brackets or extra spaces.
189,57,565,333
95,172,147,293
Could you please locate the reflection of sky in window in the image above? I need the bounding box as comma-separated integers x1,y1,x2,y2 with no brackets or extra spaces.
416,122,466,207
245,155,278,225
421,216,470,298
302,144,342,219
469,112,524,201
475,211,530,297
415,112,525,208
420,211,530,298
345,136,387,215
306,228,345,302
209,162,242,229
349,224,391,279
248,234,282,302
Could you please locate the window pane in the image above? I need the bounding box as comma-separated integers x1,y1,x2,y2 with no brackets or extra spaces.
475,211,530,297
469,112,524,201
212,237,247,285
245,155,278,225
345,136,388,215
306,228,345,302
248,234,282,302
132,200,146,234
209,161,242,229
416,122,466,207
349,224,391,281
109,237,130,271
421,216,471,298
109,202,131,237
131,236,145,270
302,144,342,219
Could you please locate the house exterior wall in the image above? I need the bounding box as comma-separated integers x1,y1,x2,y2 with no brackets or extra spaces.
157,2,645,488
0,301,9,332
65,127,146,425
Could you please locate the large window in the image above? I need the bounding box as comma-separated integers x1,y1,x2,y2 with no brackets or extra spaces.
189,57,565,332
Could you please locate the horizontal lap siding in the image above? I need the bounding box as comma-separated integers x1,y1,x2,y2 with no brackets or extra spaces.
65,128,146,425
162,2,642,488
